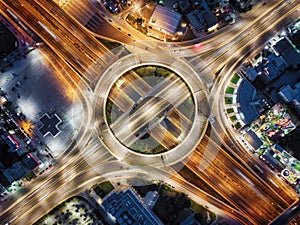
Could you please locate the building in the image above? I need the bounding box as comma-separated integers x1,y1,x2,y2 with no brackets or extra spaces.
0,172,10,189
0,142,40,191
236,79,267,125
278,82,300,118
39,113,62,138
244,53,285,89
261,149,286,172
278,82,300,103
187,0,218,34
230,0,256,12
274,38,300,69
1,153,39,185
22,153,40,171
102,189,164,225
273,144,284,153
203,11,218,28
187,9,207,33
180,215,201,225
103,0,120,14
149,5,182,35
243,129,263,151
3,162,27,184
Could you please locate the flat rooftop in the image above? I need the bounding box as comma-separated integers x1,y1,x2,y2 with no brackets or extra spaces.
39,113,62,137
149,5,182,34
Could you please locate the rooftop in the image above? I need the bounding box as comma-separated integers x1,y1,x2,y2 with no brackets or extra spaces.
39,113,62,137
243,129,263,151
274,38,300,68
22,153,39,171
3,162,27,183
203,11,218,28
149,5,182,35
245,53,285,83
102,189,163,225
236,79,265,124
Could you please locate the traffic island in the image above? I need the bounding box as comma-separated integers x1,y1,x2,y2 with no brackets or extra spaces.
94,49,209,167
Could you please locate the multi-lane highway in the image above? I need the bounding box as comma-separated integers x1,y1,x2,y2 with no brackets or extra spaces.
0,136,114,225
0,0,115,84
94,52,209,166
110,72,190,148
186,135,294,224
57,0,135,43
0,0,299,224
207,0,300,202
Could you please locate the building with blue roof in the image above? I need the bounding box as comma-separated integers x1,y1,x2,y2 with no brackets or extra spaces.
102,189,164,225
261,149,285,172
244,53,285,88
180,215,201,225
236,79,266,124
3,162,27,183
274,38,300,69
243,129,263,151
273,144,284,153
278,82,300,103
187,0,218,34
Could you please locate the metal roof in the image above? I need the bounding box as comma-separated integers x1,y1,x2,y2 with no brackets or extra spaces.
149,5,182,34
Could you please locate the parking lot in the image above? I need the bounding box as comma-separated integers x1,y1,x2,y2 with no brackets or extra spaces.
0,48,83,157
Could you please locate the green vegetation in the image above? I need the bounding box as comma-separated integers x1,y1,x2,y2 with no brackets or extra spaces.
155,67,172,78
133,183,160,197
134,66,156,77
106,97,125,125
34,196,103,225
230,73,241,84
294,162,300,172
129,140,149,153
152,183,216,225
226,108,234,114
129,138,168,154
191,200,216,224
153,186,191,224
234,122,242,130
160,183,176,193
190,200,206,213
224,97,233,105
94,181,114,198
137,25,148,35
105,99,113,125
230,115,237,121
149,144,167,154
98,38,121,50
258,148,265,156
134,66,174,79
126,14,136,25
25,171,35,181
225,86,235,94
110,104,124,124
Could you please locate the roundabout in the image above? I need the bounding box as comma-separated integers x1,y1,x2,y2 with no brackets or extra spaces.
106,65,195,154
94,49,210,167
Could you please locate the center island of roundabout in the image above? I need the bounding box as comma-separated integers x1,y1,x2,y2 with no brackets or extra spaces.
94,44,210,167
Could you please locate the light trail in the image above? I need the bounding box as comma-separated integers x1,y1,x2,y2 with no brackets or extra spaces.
38,20,58,40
